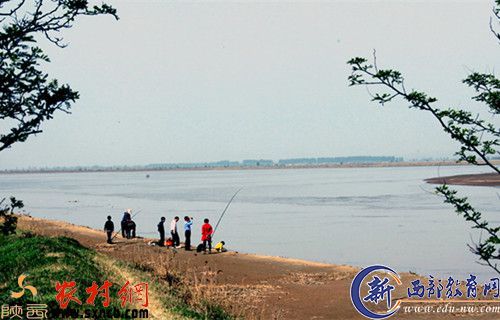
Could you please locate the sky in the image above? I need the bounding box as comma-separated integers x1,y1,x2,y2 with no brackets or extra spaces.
1,0,499,169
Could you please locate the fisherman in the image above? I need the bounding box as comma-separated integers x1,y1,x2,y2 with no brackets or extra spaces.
214,241,226,252
104,216,114,244
201,218,213,253
184,216,193,251
126,219,136,238
158,217,166,247
170,216,180,247
121,209,132,238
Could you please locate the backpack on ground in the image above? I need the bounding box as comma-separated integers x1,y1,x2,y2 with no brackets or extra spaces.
196,243,205,253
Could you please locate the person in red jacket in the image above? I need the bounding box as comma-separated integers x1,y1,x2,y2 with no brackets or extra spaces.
201,218,213,253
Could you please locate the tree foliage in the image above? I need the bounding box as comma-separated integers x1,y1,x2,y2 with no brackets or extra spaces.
0,0,118,152
0,197,23,235
348,1,500,272
0,0,117,234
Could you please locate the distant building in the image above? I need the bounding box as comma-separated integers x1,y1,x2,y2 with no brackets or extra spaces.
316,156,402,164
278,156,403,166
242,159,274,167
278,158,318,165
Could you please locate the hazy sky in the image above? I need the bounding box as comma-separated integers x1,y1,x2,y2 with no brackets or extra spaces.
1,0,499,169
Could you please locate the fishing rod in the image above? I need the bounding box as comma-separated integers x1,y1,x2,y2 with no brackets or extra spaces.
212,188,243,238
112,209,142,240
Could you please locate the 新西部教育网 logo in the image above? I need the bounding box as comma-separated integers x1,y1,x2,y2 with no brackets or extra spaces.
350,265,402,319
350,265,500,319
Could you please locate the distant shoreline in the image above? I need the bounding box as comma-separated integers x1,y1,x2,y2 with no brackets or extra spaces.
2,160,499,175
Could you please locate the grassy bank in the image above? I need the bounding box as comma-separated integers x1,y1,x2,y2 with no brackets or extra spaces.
0,233,134,318
0,232,233,319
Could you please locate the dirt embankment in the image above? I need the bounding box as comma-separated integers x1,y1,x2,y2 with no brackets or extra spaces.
16,216,500,319
425,173,500,187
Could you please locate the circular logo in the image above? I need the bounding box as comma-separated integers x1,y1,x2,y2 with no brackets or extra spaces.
350,265,402,319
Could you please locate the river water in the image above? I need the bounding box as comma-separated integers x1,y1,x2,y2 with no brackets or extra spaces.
1,165,498,278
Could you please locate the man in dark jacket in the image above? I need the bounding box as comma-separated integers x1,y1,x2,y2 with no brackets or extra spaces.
158,217,166,247
121,209,131,238
126,219,136,239
104,216,114,244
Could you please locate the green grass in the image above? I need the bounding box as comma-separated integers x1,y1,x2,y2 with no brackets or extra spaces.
0,233,133,318
0,233,234,320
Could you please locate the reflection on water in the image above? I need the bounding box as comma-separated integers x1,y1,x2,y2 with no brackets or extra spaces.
1,165,498,278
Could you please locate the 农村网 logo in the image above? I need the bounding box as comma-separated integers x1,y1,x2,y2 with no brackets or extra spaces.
1,274,150,319
11,274,38,299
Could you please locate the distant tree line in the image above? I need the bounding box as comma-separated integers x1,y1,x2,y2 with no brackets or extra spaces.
2,156,407,172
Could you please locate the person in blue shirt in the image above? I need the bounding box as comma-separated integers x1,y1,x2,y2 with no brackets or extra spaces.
184,216,193,251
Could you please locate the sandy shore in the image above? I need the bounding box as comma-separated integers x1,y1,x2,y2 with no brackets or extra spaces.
15,215,500,319
426,172,500,187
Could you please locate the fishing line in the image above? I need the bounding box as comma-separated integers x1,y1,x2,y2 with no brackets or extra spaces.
212,188,243,238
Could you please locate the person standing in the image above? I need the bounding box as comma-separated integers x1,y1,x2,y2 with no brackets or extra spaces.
157,217,166,247
121,209,131,238
170,216,180,247
104,216,114,244
184,216,193,251
201,218,213,253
